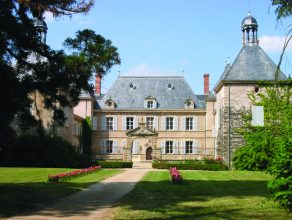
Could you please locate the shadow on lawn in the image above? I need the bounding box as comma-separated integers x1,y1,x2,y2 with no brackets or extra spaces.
0,179,276,219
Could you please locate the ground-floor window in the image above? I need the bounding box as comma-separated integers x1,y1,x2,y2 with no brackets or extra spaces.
185,141,193,154
106,140,113,154
165,141,173,154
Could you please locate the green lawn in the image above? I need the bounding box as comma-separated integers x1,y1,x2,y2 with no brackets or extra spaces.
110,171,291,220
0,167,123,217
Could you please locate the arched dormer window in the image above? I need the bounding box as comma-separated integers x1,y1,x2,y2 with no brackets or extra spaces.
184,99,195,109
144,96,157,109
105,99,116,109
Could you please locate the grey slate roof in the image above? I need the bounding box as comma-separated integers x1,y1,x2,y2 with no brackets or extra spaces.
96,76,204,110
214,45,287,91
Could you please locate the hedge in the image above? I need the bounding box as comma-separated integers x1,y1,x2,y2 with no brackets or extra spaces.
97,161,133,168
152,160,228,171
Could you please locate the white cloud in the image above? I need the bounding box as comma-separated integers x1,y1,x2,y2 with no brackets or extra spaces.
259,35,292,52
44,11,54,23
122,63,180,76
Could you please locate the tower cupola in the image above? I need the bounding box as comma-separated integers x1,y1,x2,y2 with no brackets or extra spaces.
33,17,47,45
241,12,258,45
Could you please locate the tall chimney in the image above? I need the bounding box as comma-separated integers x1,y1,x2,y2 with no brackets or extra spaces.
203,73,209,95
95,73,101,95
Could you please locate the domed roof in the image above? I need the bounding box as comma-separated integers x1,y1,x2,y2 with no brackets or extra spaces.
33,17,48,32
241,13,258,27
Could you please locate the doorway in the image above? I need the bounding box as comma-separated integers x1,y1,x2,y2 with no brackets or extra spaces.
146,147,153,160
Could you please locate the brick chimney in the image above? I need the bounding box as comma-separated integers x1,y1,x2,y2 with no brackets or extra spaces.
203,73,209,95
95,73,101,95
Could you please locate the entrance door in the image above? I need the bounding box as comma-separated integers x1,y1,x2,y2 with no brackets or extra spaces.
146,147,153,160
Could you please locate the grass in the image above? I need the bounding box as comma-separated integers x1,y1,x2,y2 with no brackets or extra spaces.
110,171,292,220
0,167,123,217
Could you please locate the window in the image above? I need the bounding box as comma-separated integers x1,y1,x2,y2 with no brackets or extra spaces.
166,117,173,130
106,117,114,130
106,141,113,154
186,117,193,130
186,141,193,154
166,141,173,154
147,100,154,109
146,117,154,129
126,117,134,130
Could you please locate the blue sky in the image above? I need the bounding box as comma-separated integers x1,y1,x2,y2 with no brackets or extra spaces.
45,0,292,94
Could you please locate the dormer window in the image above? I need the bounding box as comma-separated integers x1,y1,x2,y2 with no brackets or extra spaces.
144,96,157,109
105,99,116,109
184,99,194,109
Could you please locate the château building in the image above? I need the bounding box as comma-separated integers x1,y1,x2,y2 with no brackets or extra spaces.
73,13,287,163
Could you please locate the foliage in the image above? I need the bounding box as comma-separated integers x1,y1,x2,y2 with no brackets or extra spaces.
80,116,93,156
233,83,292,210
0,134,93,168
0,1,120,159
97,161,133,168
63,29,121,76
48,165,101,183
152,160,228,171
272,0,292,20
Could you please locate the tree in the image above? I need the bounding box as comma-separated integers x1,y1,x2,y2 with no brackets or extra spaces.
271,0,292,20
0,1,120,160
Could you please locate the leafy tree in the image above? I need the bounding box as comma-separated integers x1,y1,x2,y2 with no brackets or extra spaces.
0,1,120,160
233,83,292,210
271,0,292,20
80,116,93,157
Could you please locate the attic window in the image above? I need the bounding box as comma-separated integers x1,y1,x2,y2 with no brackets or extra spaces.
185,99,194,109
105,99,116,109
167,83,174,90
129,83,136,89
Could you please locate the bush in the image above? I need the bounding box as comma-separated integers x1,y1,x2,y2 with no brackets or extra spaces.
152,160,228,171
97,161,133,168
1,134,93,168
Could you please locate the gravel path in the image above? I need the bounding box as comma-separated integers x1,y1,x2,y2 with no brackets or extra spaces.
9,162,151,220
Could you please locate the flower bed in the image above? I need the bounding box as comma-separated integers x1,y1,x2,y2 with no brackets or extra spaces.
169,167,183,184
48,165,102,183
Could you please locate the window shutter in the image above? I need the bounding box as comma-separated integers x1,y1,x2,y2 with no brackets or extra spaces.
144,100,147,108
133,140,139,154
101,140,106,154
122,116,126,130
113,140,118,154
92,116,97,130
134,116,138,128
252,106,264,126
154,116,158,130
174,141,179,154
161,116,166,130
143,116,147,125
174,117,178,130
212,126,216,137
218,108,222,128
121,140,127,153
101,116,106,130
153,100,157,109
161,141,166,154
193,141,198,154
181,140,186,154
193,117,198,131
113,116,118,130
181,117,186,130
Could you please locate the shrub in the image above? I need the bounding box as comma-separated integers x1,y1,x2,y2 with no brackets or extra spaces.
152,160,228,171
97,161,133,168
1,134,93,168
169,167,183,184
